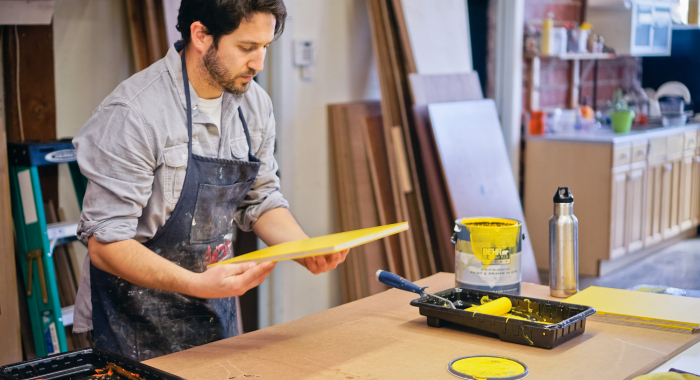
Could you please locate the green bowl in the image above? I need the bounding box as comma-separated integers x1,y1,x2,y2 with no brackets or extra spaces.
611,111,635,133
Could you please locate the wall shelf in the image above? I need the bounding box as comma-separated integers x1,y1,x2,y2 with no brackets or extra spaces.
524,52,617,60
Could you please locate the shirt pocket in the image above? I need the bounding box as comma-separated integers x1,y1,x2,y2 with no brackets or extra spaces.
162,144,188,204
230,136,249,159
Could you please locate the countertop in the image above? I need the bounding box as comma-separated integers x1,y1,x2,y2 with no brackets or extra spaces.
526,123,700,144
145,273,700,380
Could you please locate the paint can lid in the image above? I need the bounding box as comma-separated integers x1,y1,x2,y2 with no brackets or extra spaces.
447,356,529,380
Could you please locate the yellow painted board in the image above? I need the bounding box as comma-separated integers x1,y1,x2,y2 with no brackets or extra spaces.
209,222,409,267
564,286,700,331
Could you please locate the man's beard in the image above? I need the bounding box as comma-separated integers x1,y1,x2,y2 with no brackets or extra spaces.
202,45,256,95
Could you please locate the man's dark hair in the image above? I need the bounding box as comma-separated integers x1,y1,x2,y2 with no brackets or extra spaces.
177,0,287,47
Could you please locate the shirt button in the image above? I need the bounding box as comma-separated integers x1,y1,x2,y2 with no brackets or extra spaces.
192,105,197,110
182,153,186,159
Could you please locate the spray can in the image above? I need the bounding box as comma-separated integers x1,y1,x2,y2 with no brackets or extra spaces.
549,187,578,298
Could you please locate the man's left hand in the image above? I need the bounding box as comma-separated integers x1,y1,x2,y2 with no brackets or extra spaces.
296,249,349,274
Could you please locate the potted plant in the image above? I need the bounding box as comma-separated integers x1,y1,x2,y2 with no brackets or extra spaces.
611,89,635,133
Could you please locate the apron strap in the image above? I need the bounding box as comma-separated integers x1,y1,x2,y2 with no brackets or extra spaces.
238,107,253,155
180,48,194,156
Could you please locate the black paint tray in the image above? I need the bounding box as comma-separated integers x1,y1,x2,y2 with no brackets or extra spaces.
410,288,596,349
0,348,184,380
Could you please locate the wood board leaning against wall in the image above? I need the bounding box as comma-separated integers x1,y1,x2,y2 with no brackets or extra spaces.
329,1,540,302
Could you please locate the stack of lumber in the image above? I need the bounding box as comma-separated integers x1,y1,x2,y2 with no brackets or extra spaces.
331,1,540,302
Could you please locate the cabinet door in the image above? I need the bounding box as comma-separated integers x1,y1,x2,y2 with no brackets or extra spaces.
610,170,629,259
679,153,695,231
626,166,646,253
669,156,682,236
692,155,700,226
644,160,664,246
661,159,679,238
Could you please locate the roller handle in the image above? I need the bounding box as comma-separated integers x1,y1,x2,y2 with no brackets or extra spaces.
376,270,426,296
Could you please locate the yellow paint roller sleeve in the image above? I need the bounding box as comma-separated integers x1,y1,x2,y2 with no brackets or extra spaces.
467,297,513,316
209,222,409,267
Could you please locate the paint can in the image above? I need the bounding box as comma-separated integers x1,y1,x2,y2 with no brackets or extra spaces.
453,217,523,295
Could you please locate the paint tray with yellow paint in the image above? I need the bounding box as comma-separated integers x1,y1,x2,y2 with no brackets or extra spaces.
410,288,596,349
564,286,700,333
209,222,408,266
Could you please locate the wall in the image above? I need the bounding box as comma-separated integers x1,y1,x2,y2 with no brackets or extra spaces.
522,0,639,110
53,0,133,274
260,0,381,327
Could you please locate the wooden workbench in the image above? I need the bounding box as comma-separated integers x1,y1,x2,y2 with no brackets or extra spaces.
145,273,700,379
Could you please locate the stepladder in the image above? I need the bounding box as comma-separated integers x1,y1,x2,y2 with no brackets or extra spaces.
7,139,86,357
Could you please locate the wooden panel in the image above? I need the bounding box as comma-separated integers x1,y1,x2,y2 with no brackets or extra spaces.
524,140,613,276
610,169,628,260
660,158,675,238
363,115,403,276
398,0,472,74
644,159,665,247
692,154,700,226
668,154,683,237
427,100,539,283
328,102,390,301
0,130,22,366
613,143,632,167
626,165,646,253
411,106,454,271
679,152,695,231
145,274,700,380
367,0,432,280
408,72,483,105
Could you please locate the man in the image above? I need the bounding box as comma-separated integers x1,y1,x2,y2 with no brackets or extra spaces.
72,0,347,361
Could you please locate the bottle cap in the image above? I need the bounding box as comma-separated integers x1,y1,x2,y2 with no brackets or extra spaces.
553,187,574,203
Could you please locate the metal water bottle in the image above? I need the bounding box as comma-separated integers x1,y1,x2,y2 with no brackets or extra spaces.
549,187,578,298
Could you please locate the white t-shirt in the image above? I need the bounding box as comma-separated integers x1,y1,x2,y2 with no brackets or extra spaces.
198,93,224,137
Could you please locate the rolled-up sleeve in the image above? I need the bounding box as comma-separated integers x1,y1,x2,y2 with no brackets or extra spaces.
74,103,156,243
234,105,289,231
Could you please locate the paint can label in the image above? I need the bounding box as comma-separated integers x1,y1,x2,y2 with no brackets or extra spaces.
454,218,522,295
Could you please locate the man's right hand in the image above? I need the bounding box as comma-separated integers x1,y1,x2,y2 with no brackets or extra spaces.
188,261,276,298
88,237,275,299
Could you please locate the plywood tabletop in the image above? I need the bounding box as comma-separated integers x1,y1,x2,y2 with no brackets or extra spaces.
145,273,700,380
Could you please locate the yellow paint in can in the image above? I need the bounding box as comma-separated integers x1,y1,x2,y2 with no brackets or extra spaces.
449,356,527,379
459,218,521,269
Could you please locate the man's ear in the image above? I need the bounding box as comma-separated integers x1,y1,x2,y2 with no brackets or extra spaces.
189,21,213,53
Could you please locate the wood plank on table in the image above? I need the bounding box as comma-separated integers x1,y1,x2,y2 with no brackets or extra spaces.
146,273,700,380
427,100,540,283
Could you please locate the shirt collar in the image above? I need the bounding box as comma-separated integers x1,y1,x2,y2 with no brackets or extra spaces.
165,41,242,115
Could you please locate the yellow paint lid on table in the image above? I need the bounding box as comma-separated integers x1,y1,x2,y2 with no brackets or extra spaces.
448,356,529,380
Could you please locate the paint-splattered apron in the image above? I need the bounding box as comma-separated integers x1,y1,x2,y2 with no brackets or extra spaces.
90,44,261,361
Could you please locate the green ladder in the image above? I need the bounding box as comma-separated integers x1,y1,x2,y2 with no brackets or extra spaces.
8,139,87,357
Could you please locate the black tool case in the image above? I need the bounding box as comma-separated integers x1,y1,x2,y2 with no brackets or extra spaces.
0,348,185,380
410,287,596,349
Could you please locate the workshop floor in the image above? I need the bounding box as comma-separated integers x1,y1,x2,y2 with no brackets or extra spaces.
538,237,700,295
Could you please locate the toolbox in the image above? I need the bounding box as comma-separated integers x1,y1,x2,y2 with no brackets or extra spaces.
410,287,596,349
0,348,184,380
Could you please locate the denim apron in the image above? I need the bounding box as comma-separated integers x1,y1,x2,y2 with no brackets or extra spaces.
91,44,261,361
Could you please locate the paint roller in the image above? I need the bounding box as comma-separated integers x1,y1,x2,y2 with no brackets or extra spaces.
376,270,528,319
376,270,456,309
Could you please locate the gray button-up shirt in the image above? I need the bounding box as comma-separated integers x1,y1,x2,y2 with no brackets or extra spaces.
71,45,288,333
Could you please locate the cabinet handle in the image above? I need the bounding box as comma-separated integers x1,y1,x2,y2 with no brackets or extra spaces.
690,138,696,146
665,163,673,172
620,152,629,160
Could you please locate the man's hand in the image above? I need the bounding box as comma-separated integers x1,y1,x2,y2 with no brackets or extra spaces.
253,208,351,275
295,250,350,274
88,237,274,299
188,261,276,298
